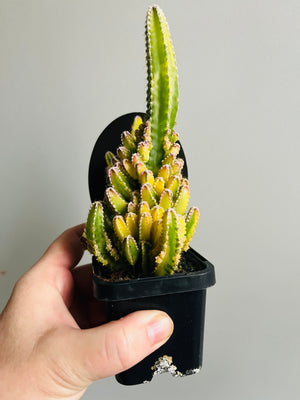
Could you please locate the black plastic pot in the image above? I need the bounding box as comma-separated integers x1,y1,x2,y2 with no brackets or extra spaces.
88,113,216,385
93,248,215,385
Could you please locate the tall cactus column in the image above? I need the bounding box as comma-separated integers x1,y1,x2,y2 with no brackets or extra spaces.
145,5,179,175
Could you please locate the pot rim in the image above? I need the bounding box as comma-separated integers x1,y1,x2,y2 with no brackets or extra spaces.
93,247,216,301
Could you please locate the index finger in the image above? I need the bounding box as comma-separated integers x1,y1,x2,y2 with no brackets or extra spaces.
40,223,86,271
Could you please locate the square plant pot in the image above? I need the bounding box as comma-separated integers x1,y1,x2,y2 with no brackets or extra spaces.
93,247,216,385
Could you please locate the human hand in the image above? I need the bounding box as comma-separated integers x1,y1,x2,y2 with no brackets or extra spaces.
0,224,173,399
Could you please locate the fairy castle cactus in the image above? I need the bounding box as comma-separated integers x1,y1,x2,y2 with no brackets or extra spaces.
83,5,200,277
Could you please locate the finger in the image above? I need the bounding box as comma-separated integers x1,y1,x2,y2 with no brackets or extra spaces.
40,310,174,390
40,223,86,271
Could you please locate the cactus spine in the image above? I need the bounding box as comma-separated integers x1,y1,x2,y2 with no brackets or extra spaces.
83,5,200,277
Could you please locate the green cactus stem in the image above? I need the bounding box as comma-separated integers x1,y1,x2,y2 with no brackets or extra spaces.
84,202,119,266
145,5,179,175
83,5,200,278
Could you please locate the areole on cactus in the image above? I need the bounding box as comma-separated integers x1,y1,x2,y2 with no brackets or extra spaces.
83,5,200,277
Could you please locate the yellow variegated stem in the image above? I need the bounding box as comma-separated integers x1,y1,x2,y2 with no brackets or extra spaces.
166,175,180,197
181,178,189,187
174,185,190,215
123,236,139,266
140,170,154,185
131,153,142,167
158,164,171,183
117,146,131,161
123,159,138,180
136,162,147,181
153,177,165,196
125,212,138,238
159,189,173,210
155,209,181,276
139,201,151,215
116,161,137,188
151,205,164,221
108,167,133,201
83,202,119,265
162,153,176,167
121,131,136,152
177,214,186,246
166,143,180,157
141,183,157,208
113,215,130,242
105,187,127,214
170,132,179,143
142,123,151,142
151,219,163,250
105,151,118,167
139,212,152,242
163,135,172,152
138,141,152,162
183,207,200,251
105,235,119,261
131,115,143,139
127,201,137,213
172,158,184,175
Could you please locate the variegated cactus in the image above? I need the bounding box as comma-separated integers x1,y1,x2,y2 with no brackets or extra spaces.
83,5,199,277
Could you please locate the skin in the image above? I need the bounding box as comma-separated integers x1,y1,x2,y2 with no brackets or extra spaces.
0,224,173,399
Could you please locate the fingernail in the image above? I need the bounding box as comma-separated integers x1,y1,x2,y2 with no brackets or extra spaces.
147,313,173,346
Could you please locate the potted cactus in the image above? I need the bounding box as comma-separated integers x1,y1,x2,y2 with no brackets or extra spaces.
83,5,216,385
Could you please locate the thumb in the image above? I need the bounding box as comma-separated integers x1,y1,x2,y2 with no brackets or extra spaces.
39,310,173,391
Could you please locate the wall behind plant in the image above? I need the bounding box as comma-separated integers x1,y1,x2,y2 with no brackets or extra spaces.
1,0,299,399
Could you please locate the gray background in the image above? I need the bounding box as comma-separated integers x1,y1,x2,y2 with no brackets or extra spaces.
1,0,299,398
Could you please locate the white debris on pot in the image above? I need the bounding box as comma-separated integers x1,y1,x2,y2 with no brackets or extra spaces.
151,356,180,376
150,356,202,379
